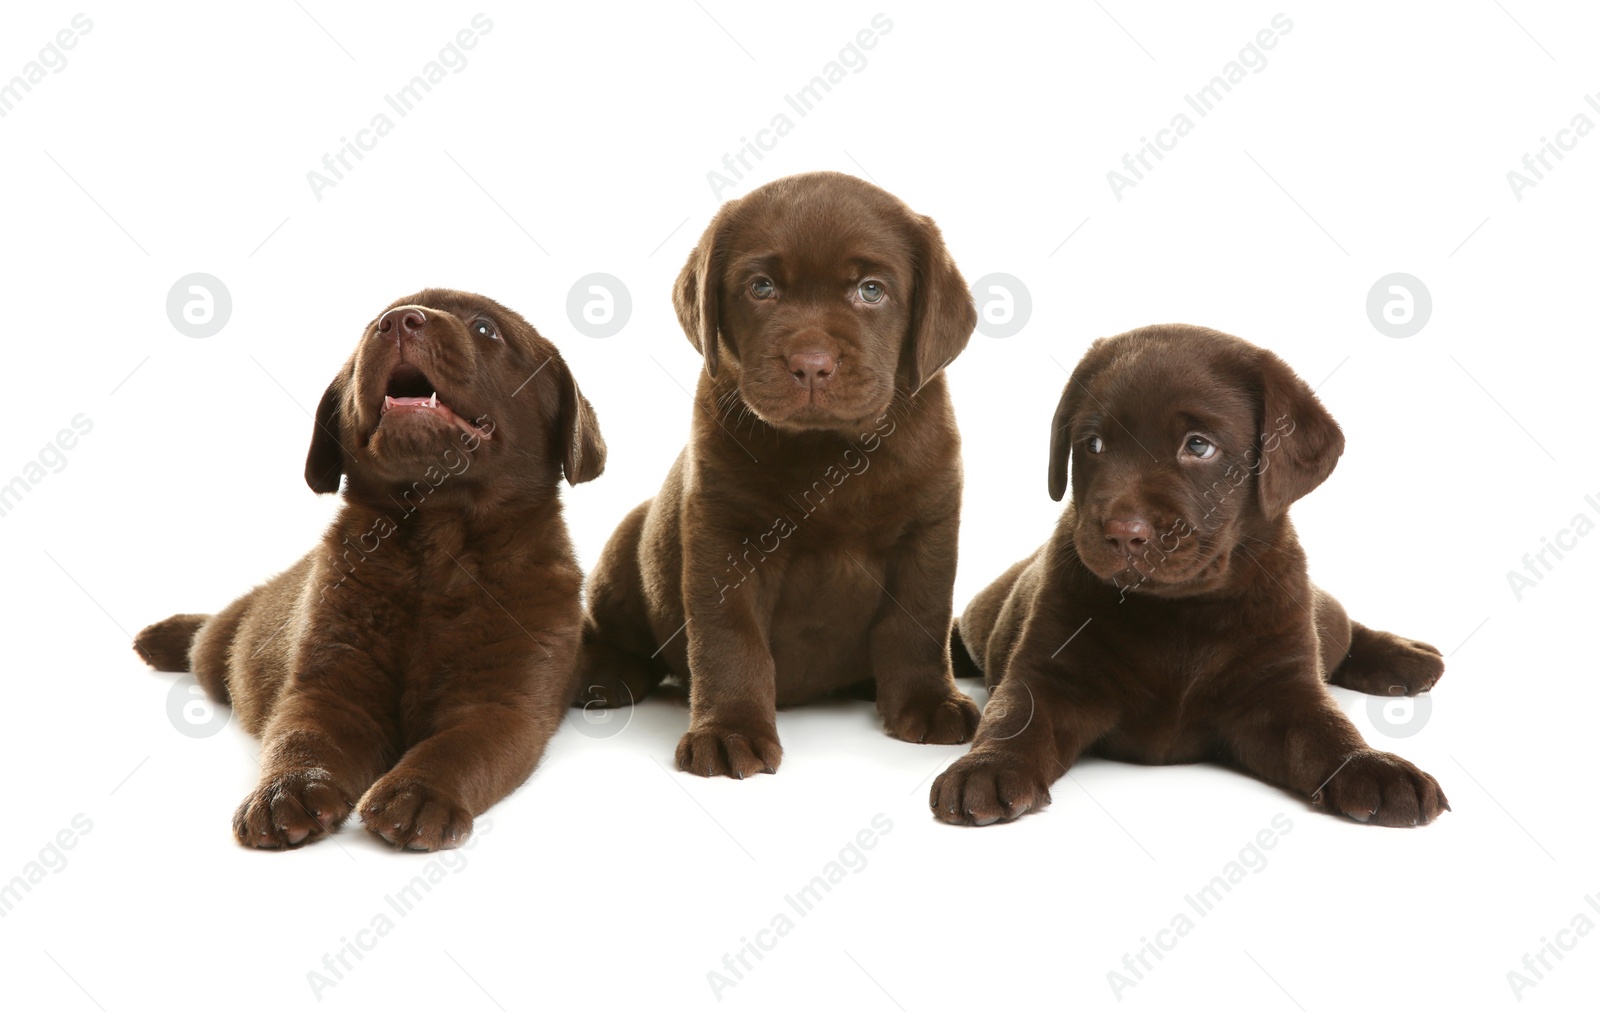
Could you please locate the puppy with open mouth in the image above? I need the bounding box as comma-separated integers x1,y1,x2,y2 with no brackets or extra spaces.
134,289,605,849
934,324,1448,827
574,171,981,777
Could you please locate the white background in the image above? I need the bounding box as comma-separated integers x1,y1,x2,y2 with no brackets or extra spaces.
2,2,1597,1009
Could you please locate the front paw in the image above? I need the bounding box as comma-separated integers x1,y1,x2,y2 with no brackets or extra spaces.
358,776,473,851
1331,627,1444,696
675,722,782,779
931,750,1052,826
883,691,980,744
1312,749,1450,827
232,769,351,849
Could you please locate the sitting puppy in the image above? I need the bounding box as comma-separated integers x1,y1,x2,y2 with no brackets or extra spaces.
575,171,980,777
134,289,606,849
934,324,1448,826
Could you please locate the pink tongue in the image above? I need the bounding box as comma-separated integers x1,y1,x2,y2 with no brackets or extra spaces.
381,395,491,440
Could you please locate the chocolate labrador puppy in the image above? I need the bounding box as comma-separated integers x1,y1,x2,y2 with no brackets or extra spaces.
574,171,980,777
133,289,605,849
934,324,1448,826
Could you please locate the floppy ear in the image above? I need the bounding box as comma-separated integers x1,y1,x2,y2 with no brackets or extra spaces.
904,214,976,396
1047,339,1111,503
304,368,349,495
674,208,729,378
1255,349,1345,519
556,356,607,486
1046,382,1078,504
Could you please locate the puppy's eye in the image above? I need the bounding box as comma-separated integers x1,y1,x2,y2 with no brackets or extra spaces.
750,278,776,299
471,318,500,341
1085,436,1105,454
857,280,886,304
1184,435,1217,459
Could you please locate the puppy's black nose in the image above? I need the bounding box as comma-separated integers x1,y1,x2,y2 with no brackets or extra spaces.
1104,518,1152,555
788,351,836,388
377,307,426,341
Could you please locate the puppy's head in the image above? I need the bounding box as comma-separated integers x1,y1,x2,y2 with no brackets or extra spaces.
674,171,975,433
304,289,605,501
1047,325,1343,596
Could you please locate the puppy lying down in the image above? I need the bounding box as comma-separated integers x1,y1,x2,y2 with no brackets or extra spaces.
935,324,1448,827
134,289,605,850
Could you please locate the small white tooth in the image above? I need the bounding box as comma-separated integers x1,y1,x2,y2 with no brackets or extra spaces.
430,392,438,408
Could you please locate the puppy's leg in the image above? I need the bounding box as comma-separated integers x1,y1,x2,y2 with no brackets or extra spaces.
1315,587,1444,696
931,668,1118,826
197,562,318,734
234,664,399,849
573,633,669,708
949,623,983,681
870,515,979,744
573,501,669,709
231,567,399,849
677,555,783,778
931,597,1120,825
955,553,1036,682
1221,677,1449,827
360,650,569,851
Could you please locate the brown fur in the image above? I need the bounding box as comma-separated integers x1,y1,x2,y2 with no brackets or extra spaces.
574,171,981,777
933,325,1448,827
133,289,605,849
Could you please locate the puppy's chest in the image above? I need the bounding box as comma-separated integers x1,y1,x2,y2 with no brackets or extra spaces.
1087,611,1268,763
750,457,944,547
320,541,556,680
760,550,898,701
